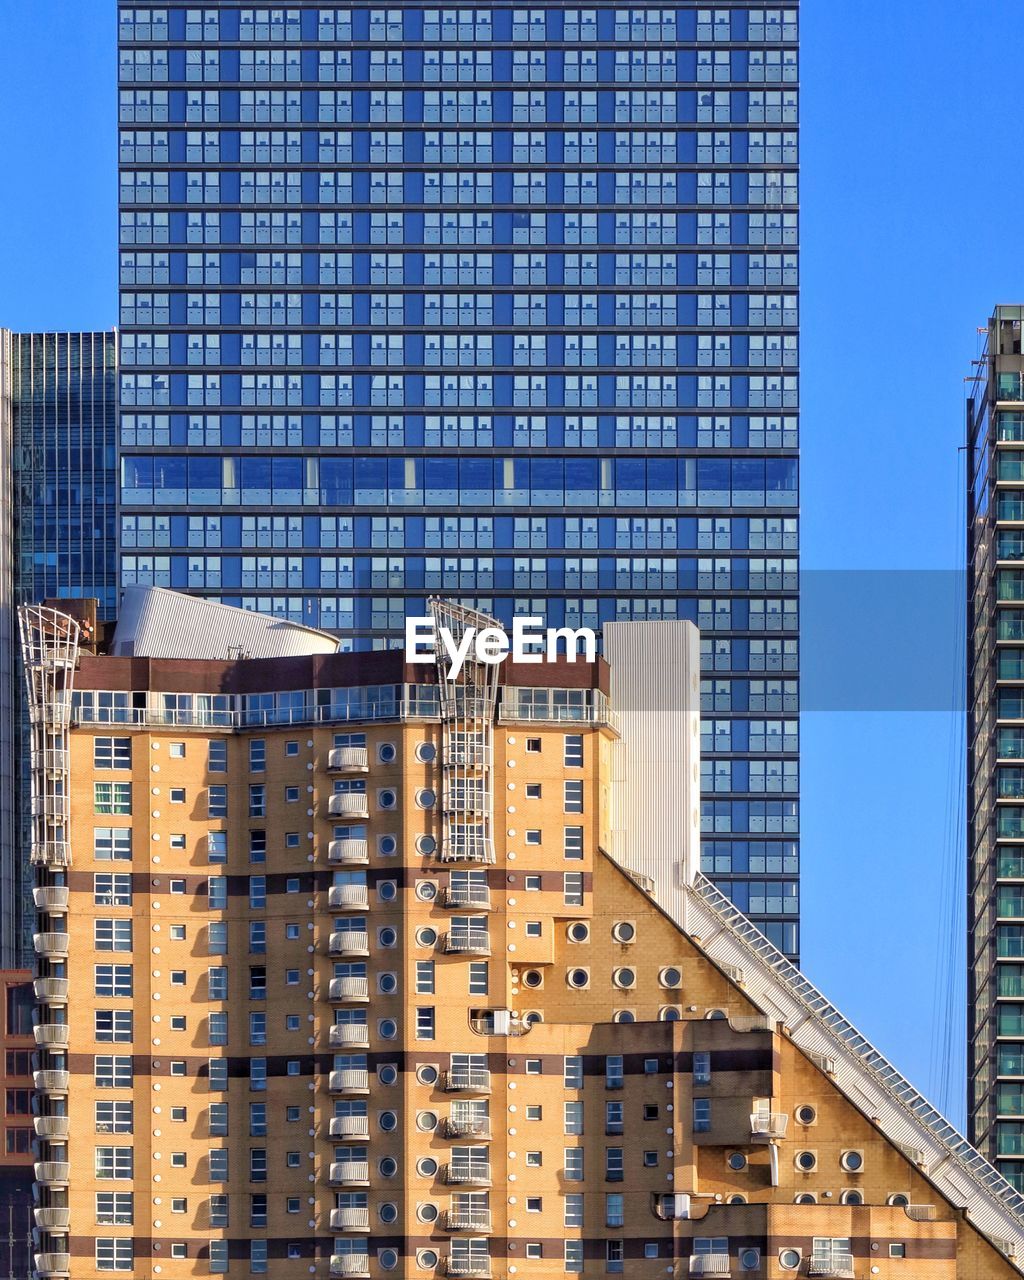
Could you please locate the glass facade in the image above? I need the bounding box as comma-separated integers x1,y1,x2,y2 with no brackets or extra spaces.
116,2,800,955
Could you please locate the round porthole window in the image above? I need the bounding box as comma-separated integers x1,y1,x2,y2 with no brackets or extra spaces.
567,968,589,989
418,1251,438,1270
416,1112,438,1132
378,880,398,902
378,972,398,994
415,880,437,901
841,1150,864,1172
613,1010,635,1023
728,1152,748,1171
379,926,398,947
379,1018,398,1040
706,1008,727,1020
739,1247,759,1269
888,1193,909,1207
522,1010,544,1027
379,1250,399,1271
780,1249,801,1270
415,743,437,764
795,1151,816,1172
613,968,636,989
379,1203,399,1225
378,834,398,856
416,835,437,856
416,789,436,809
416,1156,438,1178
416,1065,438,1086
841,1190,863,1205
379,789,397,809
730,1195,748,1207
378,743,397,764
796,1104,816,1125
660,967,682,988
416,927,438,947
659,1006,681,1021
612,921,635,943
378,1064,399,1087
417,1205,439,1224
379,1156,398,1178
567,922,589,943
522,969,543,988
794,1193,816,1205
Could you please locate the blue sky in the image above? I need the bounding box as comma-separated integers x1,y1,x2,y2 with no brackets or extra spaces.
3,0,1024,1127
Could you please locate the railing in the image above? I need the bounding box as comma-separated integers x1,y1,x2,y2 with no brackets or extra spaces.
33,1207,70,1231
691,873,1024,1245
443,1210,493,1232
33,886,69,911
443,1163,492,1185
328,1161,370,1185
806,1263,854,1279
443,886,492,910
330,1024,369,1047
329,1069,370,1093
329,976,369,1001
33,1116,69,1139
33,1254,70,1278
34,1025,69,1048
33,1070,69,1093
444,930,491,955
329,1115,370,1138
443,1069,491,1093
330,1255,370,1277
689,1258,731,1278
73,690,440,730
328,887,370,911
750,1111,788,1139
33,1163,70,1185
730,1014,774,1032
30,842,71,868
329,839,369,864
328,929,370,954
444,1258,492,1278
330,1207,370,1230
443,1117,491,1139
905,1204,938,1221
329,793,369,818
329,746,369,771
33,933,69,958
34,978,69,1003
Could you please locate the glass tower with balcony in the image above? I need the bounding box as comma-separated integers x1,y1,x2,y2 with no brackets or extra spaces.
116,2,800,955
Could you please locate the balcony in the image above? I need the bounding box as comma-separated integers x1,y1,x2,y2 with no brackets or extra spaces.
442,885,492,910
34,1024,69,1049
33,933,69,959
328,928,369,954
329,1115,370,1139
442,1116,491,1140
329,793,369,819
329,976,369,1002
689,1259,731,1278
444,1258,492,1278
329,1069,370,1094
807,1264,854,1279
330,1023,369,1048
330,1207,370,1231
30,842,70,869
443,1069,491,1094
905,1204,938,1222
330,1256,370,1278
33,1254,70,1278
33,1163,70,1187
442,1163,492,1187
328,886,370,911
33,1071,69,1094
329,747,369,773
329,838,369,865
33,886,69,911
443,930,491,956
33,1207,70,1231
329,1161,370,1186
443,1210,493,1233
33,977,68,1004
34,1116,69,1139
750,1111,788,1140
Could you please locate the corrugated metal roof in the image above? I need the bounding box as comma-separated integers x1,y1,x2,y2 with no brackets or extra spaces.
110,587,340,660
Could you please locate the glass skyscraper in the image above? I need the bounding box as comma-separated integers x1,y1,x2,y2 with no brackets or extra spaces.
117,2,799,954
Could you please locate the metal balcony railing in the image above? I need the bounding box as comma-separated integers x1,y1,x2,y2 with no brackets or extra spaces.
329,1116,370,1139
689,1258,731,1278
34,1116,69,1139
443,930,491,955
442,1163,491,1186
33,1070,68,1093
328,793,369,818
443,1069,491,1093
33,933,69,958
442,1117,491,1140
33,977,68,1003
30,842,71,869
329,747,369,772
329,1023,369,1047
329,976,369,1002
33,1207,70,1231
33,886,69,911
328,1162,370,1186
807,1262,854,1279
750,1111,788,1139
329,1069,370,1093
330,1255,370,1277
327,929,369,954
33,1254,71,1278
330,1207,370,1231
444,1258,492,1278
34,1025,69,1048
329,838,369,865
443,1210,492,1232
442,885,492,910
328,887,370,911
33,1163,70,1186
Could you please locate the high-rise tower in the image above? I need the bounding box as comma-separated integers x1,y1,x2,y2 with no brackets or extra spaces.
116,3,800,955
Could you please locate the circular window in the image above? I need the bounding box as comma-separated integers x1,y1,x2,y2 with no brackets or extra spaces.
730,1195,748,1206
378,1064,399,1087
794,1194,816,1205
379,1111,397,1132
379,1249,399,1271
612,921,635,943
841,1150,864,1172
613,968,636,989
379,972,398,995
415,743,437,764
378,881,398,902
378,834,398,856
418,1251,438,1270
416,1065,438,1086
379,1156,398,1178
739,1248,759,1269
795,1151,816,1172
522,1010,543,1027
659,1006,681,1021
522,969,543,988
417,1205,439,1224
613,1010,635,1023
379,1202,399,1225
660,967,682,988
888,1193,909,1207
379,926,398,947
416,1157,437,1178
841,1190,863,1206
796,1104,816,1125
728,1152,748,1171
706,1008,727,1020
379,789,397,809
379,1019,398,1040
567,968,589,989
415,879,437,900
416,927,438,948
779,1250,801,1271
416,1112,438,1132
416,834,437,856
378,743,397,764
567,922,589,943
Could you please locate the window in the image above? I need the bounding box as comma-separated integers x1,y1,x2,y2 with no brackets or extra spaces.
605,1148,624,1181
95,783,131,815
564,1056,583,1089
250,739,266,771
417,1007,435,1039
564,734,584,767
564,1148,584,1181
416,961,435,994
95,873,132,905
95,737,132,769
208,739,227,771
95,919,133,951
96,1191,134,1225
208,785,227,817
693,1099,712,1133
605,1056,624,1090
95,965,133,998
95,1056,133,1089
564,1193,583,1228
564,826,584,859
693,1051,712,1085
96,1146,135,1179
94,829,132,862
564,780,584,813
97,1239,134,1271
564,1102,584,1135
